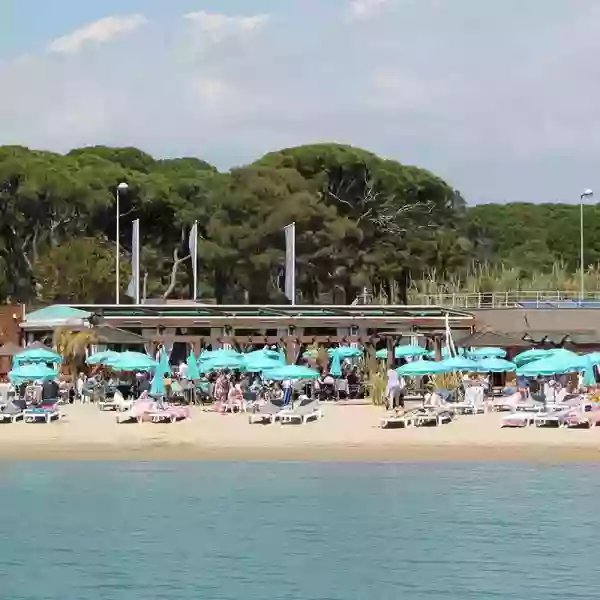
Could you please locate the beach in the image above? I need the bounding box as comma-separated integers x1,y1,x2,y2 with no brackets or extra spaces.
1,403,600,462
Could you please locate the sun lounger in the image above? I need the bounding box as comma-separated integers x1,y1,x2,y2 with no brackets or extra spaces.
493,392,521,412
149,405,190,423
381,407,421,428
24,403,61,424
280,399,323,424
116,399,156,424
99,393,133,412
501,411,537,427
0,400,25,423
533,406,577,427
565,406,600,428
248,401,285,424
414,407,453,427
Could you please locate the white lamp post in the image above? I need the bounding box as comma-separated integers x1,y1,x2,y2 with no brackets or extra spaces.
115,182,129,304
580,189,593,302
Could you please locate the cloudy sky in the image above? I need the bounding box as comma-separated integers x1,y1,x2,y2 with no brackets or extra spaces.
1,0,600,203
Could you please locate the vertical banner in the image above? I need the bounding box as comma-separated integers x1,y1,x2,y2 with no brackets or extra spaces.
284,222,296,304
126,219,140,304
189,221,198,301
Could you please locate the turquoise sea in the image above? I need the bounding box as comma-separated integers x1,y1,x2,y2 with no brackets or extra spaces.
0,462,598,600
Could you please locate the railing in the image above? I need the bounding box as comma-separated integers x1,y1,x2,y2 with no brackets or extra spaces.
408,291,600,309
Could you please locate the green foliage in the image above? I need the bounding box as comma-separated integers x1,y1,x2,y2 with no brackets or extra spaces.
0,143,595,306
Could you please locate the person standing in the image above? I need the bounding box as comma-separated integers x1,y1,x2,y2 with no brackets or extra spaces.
386,367,401,410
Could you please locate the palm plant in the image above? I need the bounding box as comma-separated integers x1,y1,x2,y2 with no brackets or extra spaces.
53,328,98,380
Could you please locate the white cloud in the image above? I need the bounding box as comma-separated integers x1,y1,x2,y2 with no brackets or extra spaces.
47,14,148,54
184,10,270,43
348,0,391,20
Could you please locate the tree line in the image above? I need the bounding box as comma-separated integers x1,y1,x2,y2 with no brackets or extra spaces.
0,142,594,306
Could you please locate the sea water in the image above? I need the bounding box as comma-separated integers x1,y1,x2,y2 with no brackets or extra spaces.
0,461,598,600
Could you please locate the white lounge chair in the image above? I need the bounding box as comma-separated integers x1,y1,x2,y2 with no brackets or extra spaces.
280,399,322,424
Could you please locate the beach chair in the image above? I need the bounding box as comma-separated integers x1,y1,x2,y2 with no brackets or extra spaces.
280,399,323,424
380,407,421,429
0,400,26,423
453,386,485,415
24,402,61,424
248,400,285,424
116,399,156,424
565,405,600,428
149,404,190,423
533,406,577,428
501,411,537,427
414,407,453,427
492,391,521,412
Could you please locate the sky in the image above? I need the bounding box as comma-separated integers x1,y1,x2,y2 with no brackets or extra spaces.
2,0,600,203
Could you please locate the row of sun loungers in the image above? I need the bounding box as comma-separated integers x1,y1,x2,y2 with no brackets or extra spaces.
116,399,190,424
381,406,454,429
249,398,323,425
0,400,61,424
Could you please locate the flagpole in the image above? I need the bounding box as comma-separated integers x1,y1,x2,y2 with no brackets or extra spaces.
291,222,296,306
192,221,198,301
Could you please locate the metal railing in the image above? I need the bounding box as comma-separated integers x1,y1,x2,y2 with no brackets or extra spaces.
408,291,600,309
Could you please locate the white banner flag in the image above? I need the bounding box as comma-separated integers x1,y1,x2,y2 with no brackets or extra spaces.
284,222,296,304
189,221,198,301
126,219,140,304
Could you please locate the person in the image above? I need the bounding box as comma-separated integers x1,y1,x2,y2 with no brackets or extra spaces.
179,360,188,380
386,367,401,410
76,373,86,402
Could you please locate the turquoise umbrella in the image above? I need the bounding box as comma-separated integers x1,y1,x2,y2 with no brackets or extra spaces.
468,347,507,359
186,352,201,380
438,356,481,373
199,348,240,361
277,347,286,364
14,347,62,365
263,365,320,380
513,348,552,366
517,351,586,377
158,348,171,376
199,354,245,372
395,344,428,358
150,369,166,396
243,355,281,372
396,360,446,376
474,358,516,373
245,348,280,361
330,352,342,377
328,346,362,359
426,347,465,359
105,351,157,372
583,358,596,386
86,350,120,365
9,363,58,383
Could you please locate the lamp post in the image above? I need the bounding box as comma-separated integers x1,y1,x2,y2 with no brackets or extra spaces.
580,189,594,302
115,182,128,304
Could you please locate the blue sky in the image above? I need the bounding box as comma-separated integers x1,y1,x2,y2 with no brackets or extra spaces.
2,0,600,203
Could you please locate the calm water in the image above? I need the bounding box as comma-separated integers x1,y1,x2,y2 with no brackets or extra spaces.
0,462,598,600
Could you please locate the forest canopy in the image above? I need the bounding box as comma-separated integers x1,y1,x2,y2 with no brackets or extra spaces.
0,143,593,306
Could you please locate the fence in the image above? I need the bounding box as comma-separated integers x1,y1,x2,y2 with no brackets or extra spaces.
409,291,600,309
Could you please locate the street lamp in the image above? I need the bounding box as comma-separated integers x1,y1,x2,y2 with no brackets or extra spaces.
115,182,129,304
580,189,593,302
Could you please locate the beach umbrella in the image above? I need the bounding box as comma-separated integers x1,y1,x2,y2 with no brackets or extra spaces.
474,358,516,373
105,351,157,372
245,348,280,361
263,365,320,381
468,347,507,359
426,347,465,359
330,351,342,377
438,355,481,373
14,347,62,365
277,347,286,364
513,348,552,366
158,348,171,377
199,353,245,372
395,344,428,358
328,346,362,359
243,355,281,372
8,363,58,383
396,360,447,376
583,357,597,387
186,351,201,380
149,369,166,397
517,351,586,377
199,348,240,361
86,350,120,365
586,352,600,365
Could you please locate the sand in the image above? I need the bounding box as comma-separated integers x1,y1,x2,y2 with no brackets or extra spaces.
1,403,600,462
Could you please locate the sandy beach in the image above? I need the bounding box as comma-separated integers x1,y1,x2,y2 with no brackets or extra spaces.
1,403,600,462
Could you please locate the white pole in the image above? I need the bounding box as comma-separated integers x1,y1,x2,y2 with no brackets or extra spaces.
291,222,296,306
580,190,593,302
116,187,120,305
